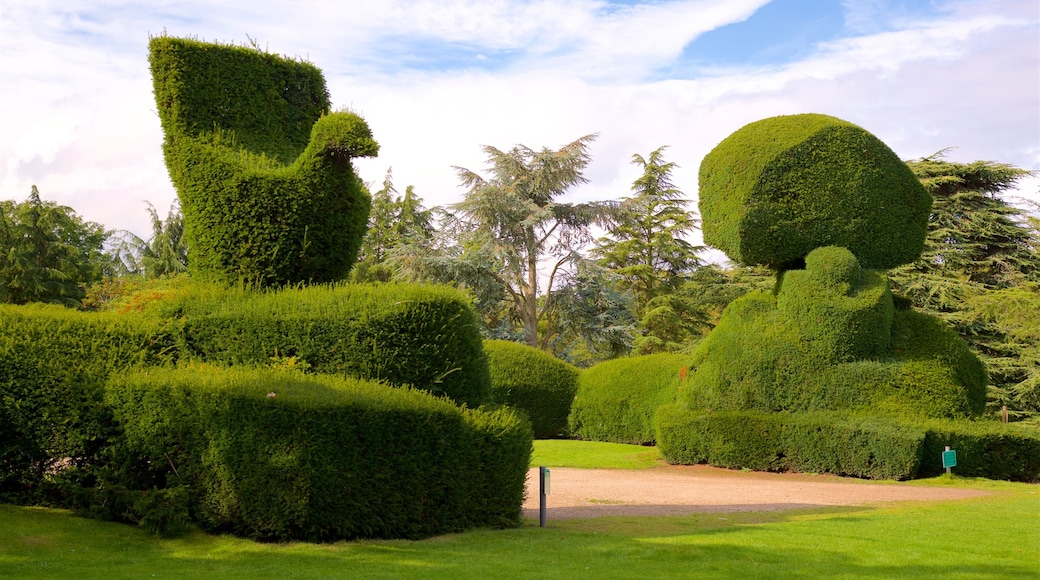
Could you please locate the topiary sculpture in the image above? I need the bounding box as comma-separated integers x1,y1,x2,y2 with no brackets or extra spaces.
699,113,932,270
660,114,992,478
149,36,377,287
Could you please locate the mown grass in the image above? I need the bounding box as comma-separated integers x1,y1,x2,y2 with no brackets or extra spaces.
531,439,663,469
2,441,1037,579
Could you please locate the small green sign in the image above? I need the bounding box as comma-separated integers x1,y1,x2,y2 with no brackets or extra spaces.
942,450,957,469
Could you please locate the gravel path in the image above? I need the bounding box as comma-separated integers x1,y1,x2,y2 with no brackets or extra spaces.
521,465,988,520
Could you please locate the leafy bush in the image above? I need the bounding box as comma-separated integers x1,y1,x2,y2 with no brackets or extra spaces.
698,113,931,270
568,352,686,444
105,366,532,541
918,420,1040,481
170,282,491,407
484,340,579,438
655,405,925,480
0,304,165,502
150,36,377,286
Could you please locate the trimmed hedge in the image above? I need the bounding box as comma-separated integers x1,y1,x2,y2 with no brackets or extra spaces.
918,420,1040,481
170,281,491,407
0,304,165,502
484,340,579,438
698,113,931,270
656,405,925,479
568,352,686,445
105,366,532,541
150,35,377,286
656,405,1040,481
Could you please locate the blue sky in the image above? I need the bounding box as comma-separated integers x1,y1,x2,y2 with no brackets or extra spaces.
1,0,1037,251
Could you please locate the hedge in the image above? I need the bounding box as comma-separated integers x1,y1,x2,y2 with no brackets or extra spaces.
150,35,377,287
568,352,686,444
170,281,491,407
656,405,1039,481
698,113,931,270
0,304,165,502
484,340,579,438
105,366,532,542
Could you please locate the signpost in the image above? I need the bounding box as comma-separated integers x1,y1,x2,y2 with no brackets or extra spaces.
539,466,551,528
942,446,957,475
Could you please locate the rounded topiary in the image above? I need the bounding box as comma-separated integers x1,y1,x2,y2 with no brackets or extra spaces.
805,245,861,289
698,113,931,270
484,340,580,438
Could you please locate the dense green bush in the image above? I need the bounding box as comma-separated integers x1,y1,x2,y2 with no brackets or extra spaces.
918,420,1040,481
105,366,532,541
169,282,491,407
484,340,579,438
150,36,377,286
568,352,686,444
698,113,931,270
656,405,925,480
0,304,165,502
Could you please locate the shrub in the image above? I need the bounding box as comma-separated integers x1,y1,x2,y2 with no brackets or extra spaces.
484,340,579,438
655,406,926,480
0,304,164,502
698,113,931,270
170,282,491,407
105,366,532,541
150,36,377,286
568,352,686,444
918,420,1040,481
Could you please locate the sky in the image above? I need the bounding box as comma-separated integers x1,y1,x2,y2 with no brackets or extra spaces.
1,0,1038,257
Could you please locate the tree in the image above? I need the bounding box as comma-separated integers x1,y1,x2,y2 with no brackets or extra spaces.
403,134,617,349
0,186,112,307
546,260,638,366
593,146,703,310
890,153,1040,419
351,169,433,283
112,200,188,278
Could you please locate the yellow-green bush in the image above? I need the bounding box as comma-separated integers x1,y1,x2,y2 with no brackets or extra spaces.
484,340,579,438
698,113,931,270
568,353,686,444
105,366,532,541
150,36,376,286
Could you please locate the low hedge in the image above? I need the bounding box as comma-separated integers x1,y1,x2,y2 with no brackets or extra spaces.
0,304,165,502
918,420,1040,481
656,405,1039,481
105,366,532,542
484,340,579,438
568,353,686,444
168,282,491,407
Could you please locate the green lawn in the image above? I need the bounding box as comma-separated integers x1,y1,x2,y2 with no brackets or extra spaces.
531,439,663,469
2,441,1037,579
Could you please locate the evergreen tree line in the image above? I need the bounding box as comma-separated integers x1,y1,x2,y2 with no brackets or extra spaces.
2,143,1037,421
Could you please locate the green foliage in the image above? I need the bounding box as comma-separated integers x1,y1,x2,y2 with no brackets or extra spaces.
0,186,113,307
168,281,491,407
657,409,1038,481
681,284,986,419
918,419,1040,480
111,200,188,279
350,169,434,284
484,340,580,438
656,406,926,480
0,304,164,502
593,146,703,310
569,352,686,444
546,260,638,366
399,134,618,350
105,366,532,541
699,113,931,269
149,36,377,287
891,155,1040,420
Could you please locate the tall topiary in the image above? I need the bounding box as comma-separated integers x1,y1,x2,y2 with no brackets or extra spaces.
699,113,931,270
149,36,377,286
